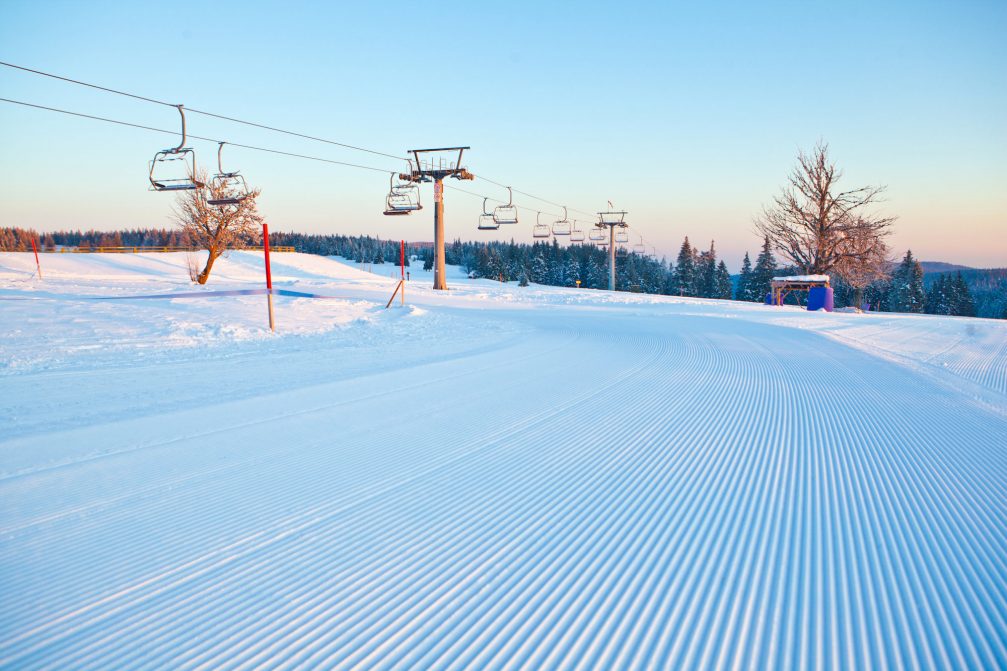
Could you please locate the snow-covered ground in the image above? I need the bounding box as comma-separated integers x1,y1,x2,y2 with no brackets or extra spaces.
1,251,1005,669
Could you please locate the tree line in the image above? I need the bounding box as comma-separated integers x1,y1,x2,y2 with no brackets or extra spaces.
2,225,1002,319
0,227,195,250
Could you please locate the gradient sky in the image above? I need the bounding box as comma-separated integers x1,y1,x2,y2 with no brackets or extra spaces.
1,0,1004,270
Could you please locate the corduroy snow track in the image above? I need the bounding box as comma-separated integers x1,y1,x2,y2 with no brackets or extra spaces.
1,252,1005,670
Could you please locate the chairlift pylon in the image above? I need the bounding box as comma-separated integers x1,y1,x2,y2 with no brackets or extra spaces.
552,206,571,236
493,187,519,225
383,162,422,216
478,198,500,230
149,104,204,192
532,211,551,239
206,142,250,206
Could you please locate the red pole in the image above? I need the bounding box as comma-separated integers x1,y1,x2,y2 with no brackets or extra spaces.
262,223,275,331
30,236,43,279
399,240,405,305
262,224,273,290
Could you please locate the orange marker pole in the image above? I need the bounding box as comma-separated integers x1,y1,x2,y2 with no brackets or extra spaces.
262,223,275,331
30,236,42,279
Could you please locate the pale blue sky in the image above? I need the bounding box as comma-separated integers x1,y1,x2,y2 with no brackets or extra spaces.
1,0,1004,269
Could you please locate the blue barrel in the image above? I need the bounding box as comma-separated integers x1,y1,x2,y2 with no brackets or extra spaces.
765,292,773,305
807,286,834,312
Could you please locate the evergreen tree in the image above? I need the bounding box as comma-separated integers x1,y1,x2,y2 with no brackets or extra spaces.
586,257,606,289
697,241,718,298
890,250,925,313
951,271,976,317
715,261,733,299
563,256,581,287
925,275,950,315
736,252,754,301
672,237,696,296
751,237,777,303
529,253,548,284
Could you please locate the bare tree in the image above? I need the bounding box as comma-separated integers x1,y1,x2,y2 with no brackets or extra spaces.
755,142,895,276
834,220,891,309
172,171,264,284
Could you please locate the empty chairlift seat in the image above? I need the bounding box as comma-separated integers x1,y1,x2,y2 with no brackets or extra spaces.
206,142,250,206
493,187,519,225
149,105,204,192
383,169,422,216
478,198,500,230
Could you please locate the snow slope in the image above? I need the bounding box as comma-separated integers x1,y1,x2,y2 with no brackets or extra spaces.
1,251,1006,669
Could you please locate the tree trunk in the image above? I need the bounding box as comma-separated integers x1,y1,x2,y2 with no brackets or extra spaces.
197,248,219,285
853,287,865,310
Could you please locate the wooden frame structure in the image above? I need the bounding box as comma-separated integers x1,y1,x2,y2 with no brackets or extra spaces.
770,275,830,306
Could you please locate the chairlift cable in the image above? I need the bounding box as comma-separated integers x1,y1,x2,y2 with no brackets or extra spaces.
2,60,626,226
0,97,392,173
2,96,615,218
0,61,174,107
5,94,644,244
474,174,597,219
1,62,618,219
443,184,564,220
0,60,405,161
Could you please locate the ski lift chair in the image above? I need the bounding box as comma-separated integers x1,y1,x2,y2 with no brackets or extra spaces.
206,143,250,206
149,105,204,192
493,186,519,225
383,170,422,216
589,227,606,242
615,228,630,244
633,235,646,254
478,198,500,230
552,206,571,236
532,212,551,239
569,221,586,242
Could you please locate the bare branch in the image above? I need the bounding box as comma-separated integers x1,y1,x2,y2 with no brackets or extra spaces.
754,142,896,276
171,170,265,284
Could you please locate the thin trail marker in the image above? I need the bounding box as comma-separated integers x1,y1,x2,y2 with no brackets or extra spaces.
262,223,275,331
30,235,42,279
385,240,407,309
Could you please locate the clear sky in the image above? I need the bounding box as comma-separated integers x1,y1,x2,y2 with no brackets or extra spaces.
1,0,1004,270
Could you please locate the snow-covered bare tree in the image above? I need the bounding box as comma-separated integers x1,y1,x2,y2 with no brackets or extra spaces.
755,142,895,275
172,171,264,284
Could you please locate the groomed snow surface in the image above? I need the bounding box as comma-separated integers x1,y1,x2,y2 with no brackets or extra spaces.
2,251,1006,670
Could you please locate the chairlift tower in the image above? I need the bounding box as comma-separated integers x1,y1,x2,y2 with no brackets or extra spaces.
406,147,473,290
596,210,628,291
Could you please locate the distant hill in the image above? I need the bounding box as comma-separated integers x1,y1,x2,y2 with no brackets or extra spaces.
920,261,973,273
